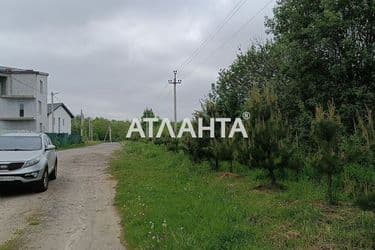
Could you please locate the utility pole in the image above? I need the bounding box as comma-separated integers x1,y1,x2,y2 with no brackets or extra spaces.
168,70,182,133
88,118,93,141
51,92,59,133
109,126,112,143
88,118,91,141
90,120,94,141
104,127,108,142
103,125,112,143
80,109,84,138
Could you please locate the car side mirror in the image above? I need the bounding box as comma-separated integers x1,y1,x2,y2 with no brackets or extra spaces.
46,145,56,151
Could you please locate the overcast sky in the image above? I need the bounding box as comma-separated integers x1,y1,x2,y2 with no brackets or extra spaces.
0,0,275,120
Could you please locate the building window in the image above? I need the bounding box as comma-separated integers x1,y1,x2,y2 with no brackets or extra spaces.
40,123,43,132
63,119,65,126
40,80,43,94
19,103,24,117
0,77,6,95
38,101,42,115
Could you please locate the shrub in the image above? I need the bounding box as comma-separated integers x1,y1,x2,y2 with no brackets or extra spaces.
244,85,299,186
340,109,375,200
311,104,344,204
355,192,375,212
341,163,375,199
181,135,208,164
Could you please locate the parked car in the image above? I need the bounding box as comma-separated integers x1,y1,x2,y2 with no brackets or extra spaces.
0,133,57,192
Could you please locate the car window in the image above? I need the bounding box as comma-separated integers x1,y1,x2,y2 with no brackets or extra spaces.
0,136,42,151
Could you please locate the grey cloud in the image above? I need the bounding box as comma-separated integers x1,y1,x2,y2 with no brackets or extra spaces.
1,0,275,120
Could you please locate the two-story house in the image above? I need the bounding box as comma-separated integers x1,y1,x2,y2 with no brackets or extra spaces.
0,66,49,133
47,103,74,134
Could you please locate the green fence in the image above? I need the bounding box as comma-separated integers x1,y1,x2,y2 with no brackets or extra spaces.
46,133,82,148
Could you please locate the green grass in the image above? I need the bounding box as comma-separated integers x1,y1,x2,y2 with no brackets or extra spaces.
26,214,41,226
111,141,375,249
0,212,41,250
0,229,23,250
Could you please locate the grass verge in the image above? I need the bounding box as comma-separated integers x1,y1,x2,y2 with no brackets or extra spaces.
111,141,375,249
0,212,41,250
0,230,23,250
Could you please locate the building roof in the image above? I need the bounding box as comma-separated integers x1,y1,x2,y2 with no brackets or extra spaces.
48,103,74,118
0,65,49,76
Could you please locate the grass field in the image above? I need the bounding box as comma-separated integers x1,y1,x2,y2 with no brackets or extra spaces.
111,141,375,249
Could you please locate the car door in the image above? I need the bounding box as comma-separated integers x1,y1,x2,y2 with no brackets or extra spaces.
43,136,54,174
46,136,57,173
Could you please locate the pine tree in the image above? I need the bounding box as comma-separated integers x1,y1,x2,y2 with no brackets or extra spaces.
312,103,343,204
245,85,298,186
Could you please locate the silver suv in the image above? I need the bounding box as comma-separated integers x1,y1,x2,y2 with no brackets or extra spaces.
0,133,58,192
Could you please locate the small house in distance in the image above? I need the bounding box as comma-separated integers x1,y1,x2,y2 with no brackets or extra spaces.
47,103,74,134
0,66,49,133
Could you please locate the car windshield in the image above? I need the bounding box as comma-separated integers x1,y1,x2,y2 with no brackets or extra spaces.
0,136,42,151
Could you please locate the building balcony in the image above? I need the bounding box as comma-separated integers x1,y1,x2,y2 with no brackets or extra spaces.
0,117,36,121
0,95,36,99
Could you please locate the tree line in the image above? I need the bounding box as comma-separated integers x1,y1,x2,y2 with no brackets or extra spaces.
71,116,131,142
143,0,374,206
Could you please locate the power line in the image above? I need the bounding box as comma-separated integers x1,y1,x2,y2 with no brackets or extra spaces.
179,0,249,70
181,0,274,81
209,0,274,57
156,0,273,113
180,0,248,69
153,0,249,109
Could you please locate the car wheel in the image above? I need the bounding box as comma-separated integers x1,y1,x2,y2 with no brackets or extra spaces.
50,159,57,180
35,168,49,193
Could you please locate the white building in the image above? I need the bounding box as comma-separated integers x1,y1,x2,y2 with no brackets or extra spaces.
0,66,48,133
47,103,74,134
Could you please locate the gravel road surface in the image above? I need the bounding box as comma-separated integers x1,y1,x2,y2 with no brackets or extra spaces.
0,143,125,250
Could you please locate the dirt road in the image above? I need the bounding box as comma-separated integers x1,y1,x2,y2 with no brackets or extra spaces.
0,143,125,250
